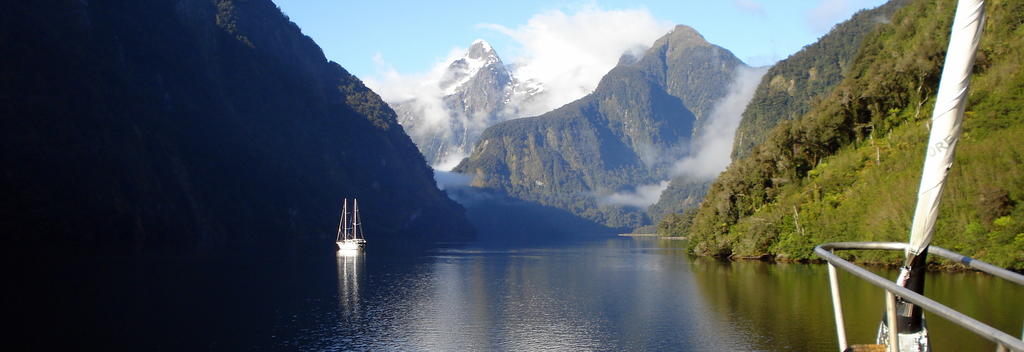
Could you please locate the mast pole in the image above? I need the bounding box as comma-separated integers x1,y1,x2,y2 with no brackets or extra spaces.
342,198,350,241
905,0,986,264
345,198,352,240
354,198,362,240
884,1,986,350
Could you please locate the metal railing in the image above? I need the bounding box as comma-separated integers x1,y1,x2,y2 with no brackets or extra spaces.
814,242,1024,352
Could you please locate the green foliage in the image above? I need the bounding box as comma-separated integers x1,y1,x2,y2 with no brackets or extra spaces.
337,72,398,130
679,0,1024,269
657,207,698,237
731,0,910,159
215,0,254,47
647,176,710,223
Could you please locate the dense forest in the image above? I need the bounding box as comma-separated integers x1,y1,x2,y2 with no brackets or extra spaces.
0,0,474,251
730,0,910,160
663,0,1024,269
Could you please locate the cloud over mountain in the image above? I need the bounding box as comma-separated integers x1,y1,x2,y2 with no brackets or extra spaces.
479,5,673,115
671,66,768,180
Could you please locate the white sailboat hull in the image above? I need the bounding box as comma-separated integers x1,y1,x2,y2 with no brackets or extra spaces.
336,239,366,251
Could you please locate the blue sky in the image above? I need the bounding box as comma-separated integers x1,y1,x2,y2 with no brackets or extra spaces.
275,0,888,81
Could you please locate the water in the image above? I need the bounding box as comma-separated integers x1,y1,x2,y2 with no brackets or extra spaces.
10,238,1021,351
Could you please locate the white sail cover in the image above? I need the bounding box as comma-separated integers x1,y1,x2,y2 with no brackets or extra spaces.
907,0,986,257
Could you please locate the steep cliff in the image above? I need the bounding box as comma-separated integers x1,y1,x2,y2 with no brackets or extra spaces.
0,0,474,250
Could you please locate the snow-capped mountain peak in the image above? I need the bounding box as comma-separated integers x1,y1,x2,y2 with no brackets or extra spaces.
466,39,497,61
440,39,504,95
393,39,547,169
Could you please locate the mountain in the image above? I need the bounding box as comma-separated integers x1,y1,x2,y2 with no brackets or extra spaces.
648,0,909,227
0,0,474,250
454,26,746,229
647,178,709,225
392,40,543,169
673,0,1024,269
730,0,910,160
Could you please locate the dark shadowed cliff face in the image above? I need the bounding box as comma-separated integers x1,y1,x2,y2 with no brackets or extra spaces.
0,0,474,250
454,25,745,229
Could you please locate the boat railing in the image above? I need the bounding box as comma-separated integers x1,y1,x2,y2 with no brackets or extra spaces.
814,242,1024,352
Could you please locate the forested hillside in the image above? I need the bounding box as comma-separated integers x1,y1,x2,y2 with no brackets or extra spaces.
0,0,474,250
649,1,908,228
652,0,909,231
731,0,910,160
667,0,1024,269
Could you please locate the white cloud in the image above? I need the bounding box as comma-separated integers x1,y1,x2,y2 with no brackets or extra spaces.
366,51,449,104
364,47,484,170
734,0,765,16
364,49,463,131
595,66,765,210
671,65,768,180
601,181,670,208
365,6,672,117
433,170,472,190
482,5,673,115
433,150,468,171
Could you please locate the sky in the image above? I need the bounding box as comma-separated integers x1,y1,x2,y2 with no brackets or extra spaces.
274,0,889,81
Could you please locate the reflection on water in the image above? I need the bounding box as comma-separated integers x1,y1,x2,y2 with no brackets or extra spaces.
319,238,1021,351
324,239,757,350
319,237,761,349
685,251,1024,352
336,250,362,317
20,238,1017,350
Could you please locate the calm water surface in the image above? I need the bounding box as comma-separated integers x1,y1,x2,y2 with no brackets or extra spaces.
13,238,1022,351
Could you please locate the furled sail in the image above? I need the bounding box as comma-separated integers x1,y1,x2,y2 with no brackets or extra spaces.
906,0,986,259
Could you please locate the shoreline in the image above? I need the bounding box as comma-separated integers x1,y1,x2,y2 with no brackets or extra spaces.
618,234,688,240
715,253,1024,274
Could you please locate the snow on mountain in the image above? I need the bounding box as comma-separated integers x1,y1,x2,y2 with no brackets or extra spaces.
439,40,502,95
392,39,546,170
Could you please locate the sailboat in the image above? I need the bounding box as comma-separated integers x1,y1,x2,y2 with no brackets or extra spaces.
336,198,367,251
815,1,1024,351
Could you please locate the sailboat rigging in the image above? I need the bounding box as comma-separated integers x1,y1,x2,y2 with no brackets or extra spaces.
336,198,367,251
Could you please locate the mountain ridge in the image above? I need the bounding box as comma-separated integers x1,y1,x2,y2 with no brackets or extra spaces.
455,25,747,228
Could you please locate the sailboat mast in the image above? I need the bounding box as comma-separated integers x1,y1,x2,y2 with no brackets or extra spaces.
880,1,986,349
353,198,362,240
336,198,347,242
345,198,352,240
906,0,986,264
